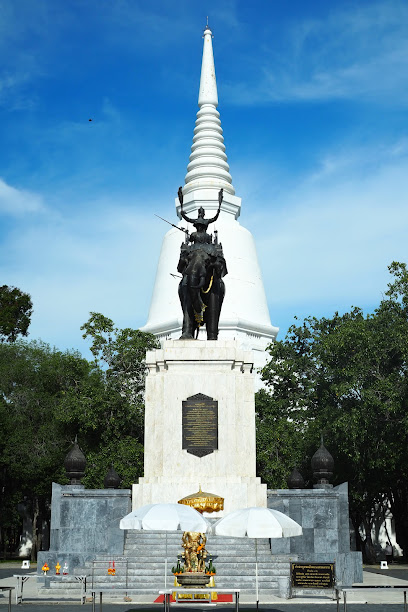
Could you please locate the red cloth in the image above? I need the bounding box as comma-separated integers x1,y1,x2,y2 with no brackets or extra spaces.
154,594,233,603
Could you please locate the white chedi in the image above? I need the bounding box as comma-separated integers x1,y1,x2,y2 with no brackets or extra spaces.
141,26,278,380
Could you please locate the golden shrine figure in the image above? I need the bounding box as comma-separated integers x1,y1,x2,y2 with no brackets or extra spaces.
173,531,217,600
172,489,222,600
182,531,207,572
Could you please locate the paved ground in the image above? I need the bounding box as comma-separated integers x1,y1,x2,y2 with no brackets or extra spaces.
364,566,408,582
0,605,407,611
2,563,408,609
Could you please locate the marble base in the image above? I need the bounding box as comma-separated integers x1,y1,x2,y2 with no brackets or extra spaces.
132,340,267,515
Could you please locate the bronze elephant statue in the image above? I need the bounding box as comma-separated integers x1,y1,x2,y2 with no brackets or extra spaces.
177,243,227,340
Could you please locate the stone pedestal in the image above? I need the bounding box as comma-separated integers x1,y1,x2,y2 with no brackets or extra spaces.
267,483,363,587
132,340,267,514
37,483,131,573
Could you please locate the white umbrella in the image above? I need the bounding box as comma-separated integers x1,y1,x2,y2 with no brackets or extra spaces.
120,503,212,587
212,507,302,607
212,506,302,538
120,503,211,532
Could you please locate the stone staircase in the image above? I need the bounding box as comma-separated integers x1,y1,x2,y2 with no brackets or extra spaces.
39,531,296,602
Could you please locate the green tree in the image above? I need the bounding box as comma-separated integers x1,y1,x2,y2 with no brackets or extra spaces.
0,315,158,559
259,262,408,562
57,313,159,488
80,311,158,404
0,285,32,342
57,366,147,489
0,340,93,558
256,388,310,489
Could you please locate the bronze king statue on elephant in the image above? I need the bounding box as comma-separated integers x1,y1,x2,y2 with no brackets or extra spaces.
177,187,227,340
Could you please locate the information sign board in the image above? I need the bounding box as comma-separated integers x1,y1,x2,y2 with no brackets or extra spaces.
291,563,335,589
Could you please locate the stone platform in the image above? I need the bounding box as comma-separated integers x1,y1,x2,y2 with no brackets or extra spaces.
37,483,131,575
267,483,363,587
132,340,267,514
38,530,297,601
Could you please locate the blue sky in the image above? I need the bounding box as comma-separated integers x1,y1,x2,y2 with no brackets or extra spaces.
1,0,407,357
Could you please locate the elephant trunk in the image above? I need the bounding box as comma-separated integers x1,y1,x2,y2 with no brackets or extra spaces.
188,270,205,289
190,275,206,290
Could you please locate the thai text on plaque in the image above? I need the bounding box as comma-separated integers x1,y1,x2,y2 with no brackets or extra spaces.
291,563,335,589
182,393,218,458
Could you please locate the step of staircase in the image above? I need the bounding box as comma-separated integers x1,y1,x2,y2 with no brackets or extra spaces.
41,531,296,601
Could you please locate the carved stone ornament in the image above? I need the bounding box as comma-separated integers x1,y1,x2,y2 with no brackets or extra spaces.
104,465,121,489
287,468,305,489
64,438,86,485
311,436,334,487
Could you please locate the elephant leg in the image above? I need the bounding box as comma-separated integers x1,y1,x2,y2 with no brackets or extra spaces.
179,284,195,339
180,306,196,339
205,280,225,340
180,317,195,340
205,293,220,340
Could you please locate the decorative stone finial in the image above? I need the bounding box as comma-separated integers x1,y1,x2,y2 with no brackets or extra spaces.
104,465,121,489
64,438,86,485
311,435,334,489
287,468,305,489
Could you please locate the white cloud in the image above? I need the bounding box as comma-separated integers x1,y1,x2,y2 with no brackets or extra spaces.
2,141,407,352
0,191,167,353
224,0,408,105
0,1,59,109
250,141,408,318
1,0,406,350
0,178,45,215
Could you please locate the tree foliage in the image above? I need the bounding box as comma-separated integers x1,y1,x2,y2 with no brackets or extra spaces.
0,314,158,558
258,262,408,562
80,311,158,404
256,388,309,489
0,285,32,343
0,340,91,558
69,312,159,488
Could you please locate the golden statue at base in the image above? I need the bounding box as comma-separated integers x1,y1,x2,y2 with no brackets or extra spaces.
181,532,208,572
173,531,217,600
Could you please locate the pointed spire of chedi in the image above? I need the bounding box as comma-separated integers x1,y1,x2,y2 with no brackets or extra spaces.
183,24,235,196
198,25,218,106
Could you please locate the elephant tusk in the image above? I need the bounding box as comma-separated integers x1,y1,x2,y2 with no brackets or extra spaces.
201,275,214,294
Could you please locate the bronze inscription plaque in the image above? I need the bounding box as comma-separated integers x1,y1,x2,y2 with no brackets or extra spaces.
291,563,335,589
182,393,218,458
